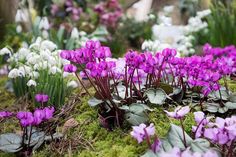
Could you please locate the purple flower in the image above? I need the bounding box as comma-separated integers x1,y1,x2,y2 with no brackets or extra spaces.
164,106,190,119
35,94,49,103
0,111,13,118
43,107,55,120
130,123,155,143
16,111,34,127
64,64,77,73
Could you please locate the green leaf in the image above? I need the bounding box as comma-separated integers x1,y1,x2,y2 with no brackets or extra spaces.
229,93,236,102
125,112,149,126
88,97,103,107
204,103,228,113
225,102,236,109
167,124,193,149
145,88,167,105
209,89,229,101
0,133,22,153
190,138,210,153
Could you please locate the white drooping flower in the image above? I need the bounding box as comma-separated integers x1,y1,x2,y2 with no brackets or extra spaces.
71,27,79,39
8,69,19,78
39,17,50,30
29,71,39,79
27,80,37,87
16,25,22,33
50,66,62,74
18,48,30,60
15,9,27,23
67,80,78,88
42,30,49,39
0,48,11,56
41,40,57,51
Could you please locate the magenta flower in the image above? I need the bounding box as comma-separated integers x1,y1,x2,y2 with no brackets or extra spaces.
0,111,13,118
164,106,190,119
16,111,34,127
43,107,55,120
130,123,155,143
64,64,77,73
35,94,49,103
151,137,161,153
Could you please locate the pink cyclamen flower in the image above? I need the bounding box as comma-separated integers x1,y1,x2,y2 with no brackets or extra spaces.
16,111,34,127
0,111,13,118
164,106,190,119
151,137,161,153
64,64,77,73
130,123,155,143
35,94,49,103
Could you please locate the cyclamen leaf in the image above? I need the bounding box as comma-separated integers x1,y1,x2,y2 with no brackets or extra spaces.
167,124,193,149
125,112,149,126
88,97,103,107
0,133,22,153
225,102,236,109
190,138,210,153
141,150,158,157
145,88,167,105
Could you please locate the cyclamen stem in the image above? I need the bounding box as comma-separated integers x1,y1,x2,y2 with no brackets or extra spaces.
223,77,229,95
75,73,92,97
27,126,33,149
180,119,187,148
194,118,205,138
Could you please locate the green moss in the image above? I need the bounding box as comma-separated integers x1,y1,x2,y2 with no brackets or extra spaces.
0,76,15,109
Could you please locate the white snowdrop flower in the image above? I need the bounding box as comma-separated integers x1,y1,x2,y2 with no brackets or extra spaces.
40,50,51,60
29,43,40,50
42,30,49,39
17,68,26,77
8,69,19,78
197,9,211,19
22,42,28,48
185,42,192,47
71,27,79,39
67,80,78,88
27,80,37,87
27,54,40,65
39,17,50,30
15,9,27,23
16,25,22,33
41,40,57,51
18,66,31,75
50,66,61,74
29,71,39,79
189,48,195,54
18,48,30,60
0,48,11,56
48,56,57,66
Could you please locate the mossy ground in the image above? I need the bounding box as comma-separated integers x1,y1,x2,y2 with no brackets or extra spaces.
2,76,236,157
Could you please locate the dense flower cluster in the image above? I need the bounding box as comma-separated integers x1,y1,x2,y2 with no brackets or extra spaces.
16,107,55,127
94,0,122,28
61,40,236,98
193,112,236,146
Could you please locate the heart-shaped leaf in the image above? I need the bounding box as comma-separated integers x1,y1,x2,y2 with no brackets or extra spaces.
88,97,103,107
225,102,236,109
190,138,210,153
167,124,193,149
125,112,149,126
0,133,22,153
145,88,167,105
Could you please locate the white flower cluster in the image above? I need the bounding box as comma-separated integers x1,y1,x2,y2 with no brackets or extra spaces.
144,8,211,56
7,37,76,87
185,9,211,34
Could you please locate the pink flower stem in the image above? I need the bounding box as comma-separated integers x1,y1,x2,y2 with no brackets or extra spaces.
143,128,152,150
180,119,187,148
